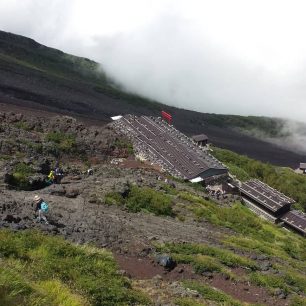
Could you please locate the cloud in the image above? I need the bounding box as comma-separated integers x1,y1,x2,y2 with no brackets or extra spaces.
260,120,306,154
1,0,306,122
87,13,302,121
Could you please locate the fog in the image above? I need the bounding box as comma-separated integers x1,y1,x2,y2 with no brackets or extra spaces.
1,0,306,124
264,121,306,155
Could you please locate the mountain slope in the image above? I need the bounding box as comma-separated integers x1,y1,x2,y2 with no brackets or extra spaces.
0,30,305,167
0,110,305,305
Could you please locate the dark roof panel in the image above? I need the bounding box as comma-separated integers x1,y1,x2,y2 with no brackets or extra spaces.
281,210,306,234
192,134,208,142
240,179,295,212
300,163,306,169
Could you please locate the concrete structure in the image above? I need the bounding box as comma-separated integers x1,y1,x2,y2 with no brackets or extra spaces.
299,163,306,174
192,134,208,146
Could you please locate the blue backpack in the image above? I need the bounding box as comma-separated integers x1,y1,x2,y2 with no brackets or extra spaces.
41,201,49,213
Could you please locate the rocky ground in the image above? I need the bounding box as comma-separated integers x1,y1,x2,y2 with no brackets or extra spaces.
0,170,289,306
0,110,303,306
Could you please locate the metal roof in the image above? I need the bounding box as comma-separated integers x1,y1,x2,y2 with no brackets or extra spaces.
281,210,306,235
299,163,306,169
114,115,227,180
239,179,295,212
192,134,208,142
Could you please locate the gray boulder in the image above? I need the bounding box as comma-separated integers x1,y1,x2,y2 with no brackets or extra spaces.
156,254,176,270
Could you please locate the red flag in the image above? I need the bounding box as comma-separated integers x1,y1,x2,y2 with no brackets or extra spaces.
161,111,172,124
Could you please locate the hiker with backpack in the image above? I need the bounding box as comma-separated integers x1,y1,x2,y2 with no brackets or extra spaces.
33,195,49,224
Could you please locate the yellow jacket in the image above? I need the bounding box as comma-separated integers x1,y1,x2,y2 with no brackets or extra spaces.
48,171,55,180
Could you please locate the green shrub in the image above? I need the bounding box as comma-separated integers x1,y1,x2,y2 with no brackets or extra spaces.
160,183,178,195
14,121,32,131
30,143,43,154
180,191,306,259
191,255,222,273
157,243,257,270
166,253,223,274
104,186,174,216
224,232,306,266
249,272,290,293
0,230,150,306
46,131,76,154
179,191,306,273
182,281,242,306
174,297,205,306
36,280,89,306
0,154,11,160
179,192,265,237
0,266,35,306
112,138,134,155
105,192,124,206
126,186,173,216
249,270,306,295
282,269,306,294
10,163,33,189
290,295,306,306
226,162,250,181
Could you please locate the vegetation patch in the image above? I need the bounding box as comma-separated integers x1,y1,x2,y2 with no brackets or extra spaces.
0,154,11,160
105,185,174,217
179,191,306,264
224,231,306,267
272,265,306,294
179,192,264,236
14,121,32,131
182,281,242,306
112,138,134,155
290,295,306,306
0,229,150,306
174,297,205,306
46,131,77,155
160,183,178,195
9,162,34,189
249,272,294,294
105,192,124,206
178,190,306,293
157,243,257,270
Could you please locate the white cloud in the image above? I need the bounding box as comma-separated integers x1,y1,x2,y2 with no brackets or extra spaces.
1,0,306,121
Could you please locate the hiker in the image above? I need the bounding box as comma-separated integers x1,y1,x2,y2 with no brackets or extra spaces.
47,170,55,185
33,195,49,224
54,166,64,184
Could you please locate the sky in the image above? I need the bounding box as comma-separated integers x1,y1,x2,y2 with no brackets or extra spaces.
1,0,306,121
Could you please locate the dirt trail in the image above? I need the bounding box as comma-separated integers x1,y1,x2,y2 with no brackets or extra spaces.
117,254,289,306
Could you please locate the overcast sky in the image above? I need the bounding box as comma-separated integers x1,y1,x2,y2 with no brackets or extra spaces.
1,0,306,121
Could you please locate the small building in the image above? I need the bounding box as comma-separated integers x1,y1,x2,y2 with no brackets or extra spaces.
192,134,208,146
239,179,295,220
281,210,306,236
299,163,306,174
